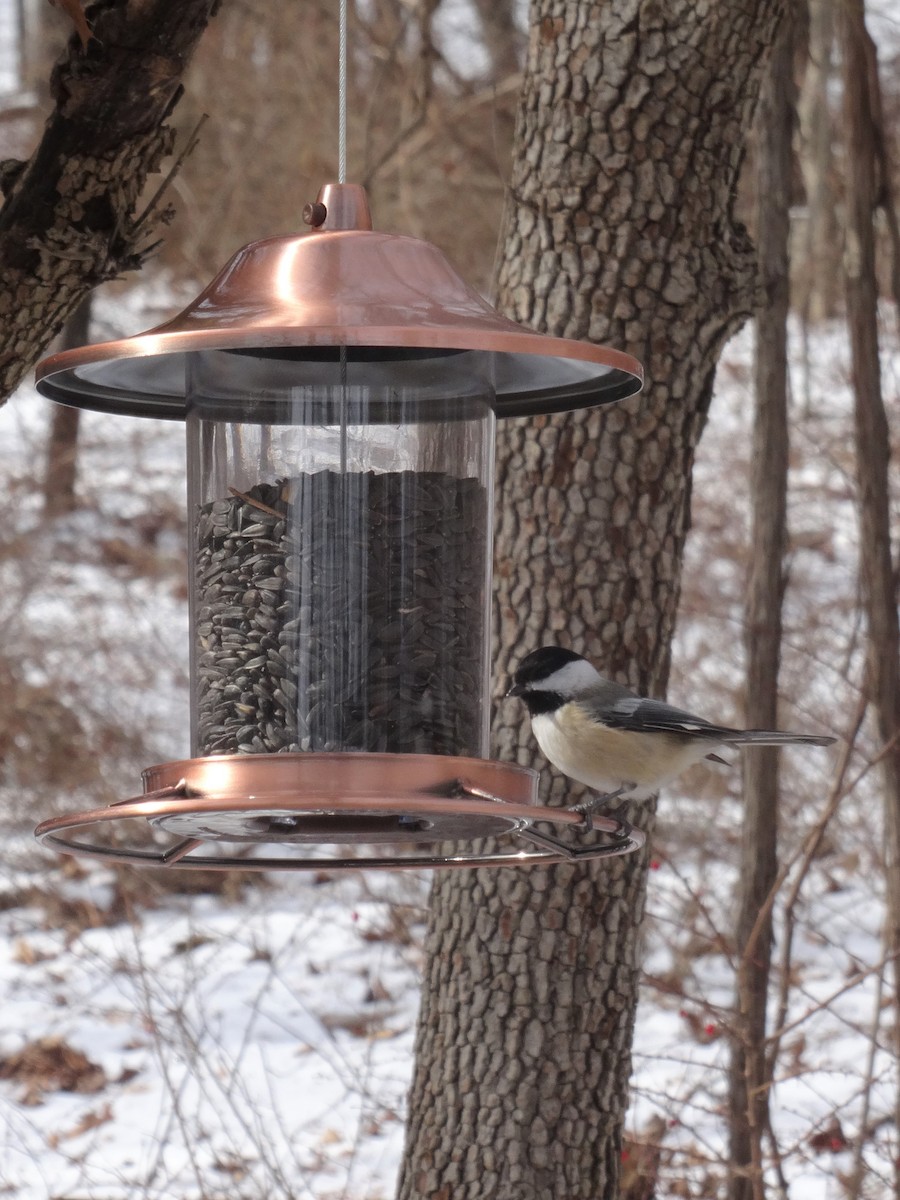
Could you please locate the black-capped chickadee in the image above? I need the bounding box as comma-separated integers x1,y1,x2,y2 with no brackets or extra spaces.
506,646,835,805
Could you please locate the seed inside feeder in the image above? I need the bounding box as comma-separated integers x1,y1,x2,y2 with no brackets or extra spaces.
194,469,488,758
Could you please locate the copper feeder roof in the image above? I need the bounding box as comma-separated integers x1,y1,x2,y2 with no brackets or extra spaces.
35,184,643,418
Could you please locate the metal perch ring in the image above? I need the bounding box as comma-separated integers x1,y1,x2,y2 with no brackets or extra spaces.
34,753,645,872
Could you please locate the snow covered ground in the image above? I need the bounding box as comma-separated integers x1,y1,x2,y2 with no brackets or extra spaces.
0,288,896,1197
0,865,424,1199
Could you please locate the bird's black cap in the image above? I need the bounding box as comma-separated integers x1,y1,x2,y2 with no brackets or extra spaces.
506,646,583,696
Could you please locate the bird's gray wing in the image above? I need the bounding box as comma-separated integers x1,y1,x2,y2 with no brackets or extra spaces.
583,694,737,741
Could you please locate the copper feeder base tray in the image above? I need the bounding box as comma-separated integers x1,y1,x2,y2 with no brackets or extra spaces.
34,753,645,871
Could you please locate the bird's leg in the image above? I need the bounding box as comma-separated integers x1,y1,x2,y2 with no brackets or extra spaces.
517,809,640,860
569,787,629,831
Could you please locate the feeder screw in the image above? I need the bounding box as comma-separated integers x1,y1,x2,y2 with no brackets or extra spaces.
303,201,328,228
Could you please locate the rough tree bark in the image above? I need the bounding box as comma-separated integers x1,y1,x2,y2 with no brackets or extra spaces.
398,2,782,1197
0,0,222,406
727,12,796,1200
838,4,900,1190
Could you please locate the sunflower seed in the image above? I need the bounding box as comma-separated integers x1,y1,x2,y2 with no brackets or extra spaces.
193,470,488,757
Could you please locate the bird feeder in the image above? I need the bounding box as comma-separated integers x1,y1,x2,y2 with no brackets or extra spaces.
33,183,645,871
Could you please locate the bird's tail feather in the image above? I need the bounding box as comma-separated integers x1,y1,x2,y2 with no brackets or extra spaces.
726,730,835,747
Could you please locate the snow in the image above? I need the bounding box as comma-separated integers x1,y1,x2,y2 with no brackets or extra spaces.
0,283,897,1196
0,333,427,1194
0,871,424,1199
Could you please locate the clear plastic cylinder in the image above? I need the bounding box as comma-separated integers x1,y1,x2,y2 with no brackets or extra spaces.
186,348,495,761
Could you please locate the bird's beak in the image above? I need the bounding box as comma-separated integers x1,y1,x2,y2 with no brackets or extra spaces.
505,682,524,699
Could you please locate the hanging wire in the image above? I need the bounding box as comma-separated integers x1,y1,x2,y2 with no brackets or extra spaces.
337,0,350,471
338,0,348,185
336,0,352,701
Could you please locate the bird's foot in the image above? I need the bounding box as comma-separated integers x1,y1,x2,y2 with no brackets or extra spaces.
570,787,629,831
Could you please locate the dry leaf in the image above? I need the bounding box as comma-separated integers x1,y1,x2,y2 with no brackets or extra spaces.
172,932,213,955
0,1037,106,1102
809,1117,849,1154
213,1153,250,1180
48,0,93,50
620,1125,664,1200
12,939,55,966
364,976,392,1003
48,1103,114,1147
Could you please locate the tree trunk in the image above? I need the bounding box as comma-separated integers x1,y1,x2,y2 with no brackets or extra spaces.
838,5,900,1193
398,3,782,1197
470,0,523,79
0,0,222,406
727,12,796,1200
43,293,91,516
796,0,838,325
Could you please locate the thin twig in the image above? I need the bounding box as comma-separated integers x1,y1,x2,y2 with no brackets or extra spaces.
764,1108,791,1200
846,928,888,1200
363,108,429,187
746,695,864,995
766,948,900,1046
131,112,209,235
767,713,900,1074
363,73,520,187
653,848,737,972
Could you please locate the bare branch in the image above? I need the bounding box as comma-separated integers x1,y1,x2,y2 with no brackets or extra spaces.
0,0,222,405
